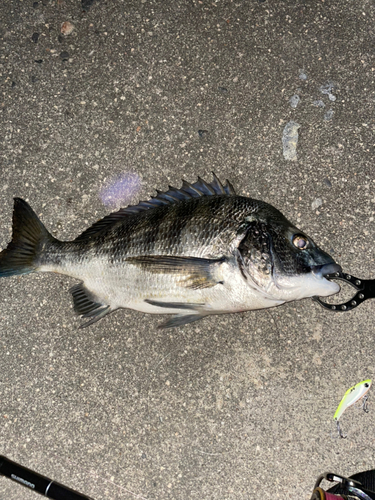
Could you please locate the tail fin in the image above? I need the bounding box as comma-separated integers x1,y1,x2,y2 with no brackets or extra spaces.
0,198,55,277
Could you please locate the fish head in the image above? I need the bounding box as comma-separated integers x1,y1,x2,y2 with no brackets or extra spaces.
237,205,341,302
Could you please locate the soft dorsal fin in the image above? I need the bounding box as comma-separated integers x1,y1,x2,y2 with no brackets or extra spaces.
74,173,236,242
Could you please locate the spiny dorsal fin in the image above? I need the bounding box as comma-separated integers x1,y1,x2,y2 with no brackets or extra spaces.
74,173,236,242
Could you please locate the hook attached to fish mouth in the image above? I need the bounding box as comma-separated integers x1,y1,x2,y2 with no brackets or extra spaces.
313,268,375,312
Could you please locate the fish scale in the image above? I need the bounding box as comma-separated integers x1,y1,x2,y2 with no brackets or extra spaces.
102,196,240,258
0,174,341,328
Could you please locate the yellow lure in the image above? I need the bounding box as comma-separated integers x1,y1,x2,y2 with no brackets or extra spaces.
333,379,372,438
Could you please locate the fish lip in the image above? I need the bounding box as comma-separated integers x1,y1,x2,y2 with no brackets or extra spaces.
311,263,342,278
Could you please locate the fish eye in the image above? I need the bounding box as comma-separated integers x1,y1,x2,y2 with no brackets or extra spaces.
292,235,309,250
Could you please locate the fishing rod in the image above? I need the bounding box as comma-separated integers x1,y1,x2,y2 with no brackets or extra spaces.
311,471,375,500
0,455,94,500
4,453,375,500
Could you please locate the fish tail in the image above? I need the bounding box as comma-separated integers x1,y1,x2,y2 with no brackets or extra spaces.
0,198,56,277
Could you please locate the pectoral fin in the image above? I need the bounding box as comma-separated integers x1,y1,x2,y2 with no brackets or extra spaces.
127,255,225,289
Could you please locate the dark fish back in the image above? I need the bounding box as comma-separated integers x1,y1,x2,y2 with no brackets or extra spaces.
71,174,277,261
88,195,266,261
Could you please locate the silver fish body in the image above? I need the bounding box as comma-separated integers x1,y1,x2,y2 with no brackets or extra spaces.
0,175,340,328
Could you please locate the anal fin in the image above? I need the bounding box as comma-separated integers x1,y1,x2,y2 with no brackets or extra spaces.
70,283,112,328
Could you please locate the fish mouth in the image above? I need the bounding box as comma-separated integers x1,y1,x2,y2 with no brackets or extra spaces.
311,263,342,278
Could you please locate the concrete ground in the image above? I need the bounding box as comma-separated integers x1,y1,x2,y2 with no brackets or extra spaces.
1,0,375,498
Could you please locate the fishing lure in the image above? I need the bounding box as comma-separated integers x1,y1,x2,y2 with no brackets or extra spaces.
333,379,372,438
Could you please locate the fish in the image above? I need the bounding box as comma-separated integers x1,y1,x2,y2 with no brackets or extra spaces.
0,174,341,328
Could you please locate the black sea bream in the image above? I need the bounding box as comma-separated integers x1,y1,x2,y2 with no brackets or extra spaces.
0,174,341,328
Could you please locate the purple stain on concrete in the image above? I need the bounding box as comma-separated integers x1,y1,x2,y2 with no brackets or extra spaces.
99,172,141,208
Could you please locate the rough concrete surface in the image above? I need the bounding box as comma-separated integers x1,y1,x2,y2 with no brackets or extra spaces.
1,0,375,499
